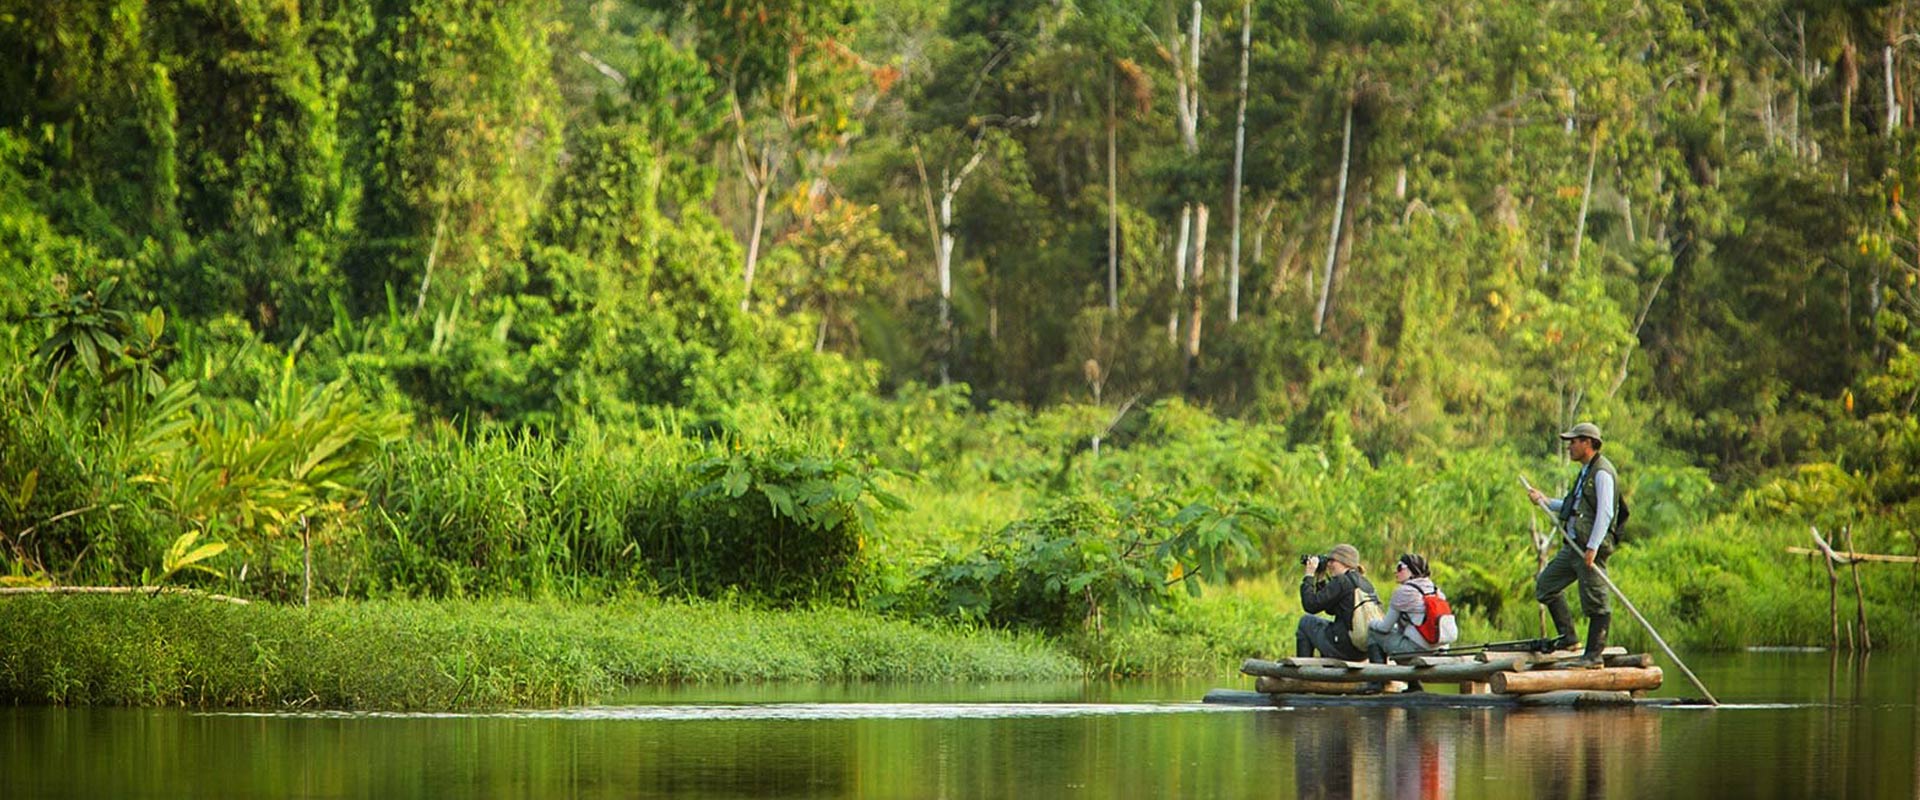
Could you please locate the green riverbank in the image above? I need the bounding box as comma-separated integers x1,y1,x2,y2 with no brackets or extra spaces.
0,595,1081,710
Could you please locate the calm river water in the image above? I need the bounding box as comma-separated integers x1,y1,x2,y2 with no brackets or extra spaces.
4,651,1915,798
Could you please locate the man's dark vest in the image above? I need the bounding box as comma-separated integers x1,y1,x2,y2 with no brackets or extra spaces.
1558,454,1618,548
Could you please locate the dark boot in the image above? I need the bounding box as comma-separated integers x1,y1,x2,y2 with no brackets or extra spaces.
1544,596,1579,651
1569,615,1610,668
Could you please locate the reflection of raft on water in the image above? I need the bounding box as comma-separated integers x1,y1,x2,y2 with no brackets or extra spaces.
1204,648,1705,708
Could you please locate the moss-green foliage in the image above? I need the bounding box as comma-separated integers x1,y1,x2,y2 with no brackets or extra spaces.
906,488,1271,634
0,594,1079,708
354,425,900,604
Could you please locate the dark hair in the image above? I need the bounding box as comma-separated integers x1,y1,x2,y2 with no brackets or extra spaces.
1396,554,1431,579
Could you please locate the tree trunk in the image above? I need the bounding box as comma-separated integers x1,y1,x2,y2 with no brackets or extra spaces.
938,178,957,384
1797,12,1808,159
1315,99,1354,336
1269,231,1302,301
1888,43,1899,136
1165,2,1204,343
1571,131,1599,269
1607,268,1668,399
415,202,449,316
1186,203,1210,383
1108,69,1120,314
911,145,945,378
1172,204,1191,343
1228,0,1252,324
741,180,771,312
914,140,988,386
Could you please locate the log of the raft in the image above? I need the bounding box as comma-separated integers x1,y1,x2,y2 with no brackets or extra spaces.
1256,676,1374,694
1278,657,1364,668
1394,654,1479,666
1528,648,1638,670
1512,690,1637,707
1491,666,1663,694
1482,646,1627,666
1603,653,1653,668
1203,689,1277,705
1243,657,1525,683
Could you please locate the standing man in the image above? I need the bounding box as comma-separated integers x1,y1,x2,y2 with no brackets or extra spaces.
1524,422,1619,668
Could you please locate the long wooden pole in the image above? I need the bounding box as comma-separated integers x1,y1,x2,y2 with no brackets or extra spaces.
1560,530,1719,705
1522,474,1719,705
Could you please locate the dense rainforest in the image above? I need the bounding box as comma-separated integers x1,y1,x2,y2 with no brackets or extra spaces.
4,0,1920,704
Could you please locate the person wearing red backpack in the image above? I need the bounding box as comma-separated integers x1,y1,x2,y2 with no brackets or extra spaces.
1366,554,1458,691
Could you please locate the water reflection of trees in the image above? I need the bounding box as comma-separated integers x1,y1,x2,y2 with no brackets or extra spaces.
1282,707,1661,799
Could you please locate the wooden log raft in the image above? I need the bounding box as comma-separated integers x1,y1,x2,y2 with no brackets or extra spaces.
1491,666,1663,694
1242,657,1526,684
1254,676,1405,694
1255,676,1368,694
1201,687,1686,708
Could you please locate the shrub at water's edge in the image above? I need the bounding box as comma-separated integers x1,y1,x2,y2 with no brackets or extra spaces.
0,595,1079,709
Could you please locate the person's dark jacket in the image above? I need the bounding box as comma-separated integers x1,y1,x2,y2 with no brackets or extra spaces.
1300,570,1378,655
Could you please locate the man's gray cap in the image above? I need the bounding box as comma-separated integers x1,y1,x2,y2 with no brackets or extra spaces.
1557,422,1604,443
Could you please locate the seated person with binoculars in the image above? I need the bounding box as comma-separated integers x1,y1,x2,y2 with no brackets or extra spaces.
1295,544,1377,662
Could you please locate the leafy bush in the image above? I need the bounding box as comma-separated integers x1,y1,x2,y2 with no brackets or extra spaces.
356,425,904,604
911,489,1271,634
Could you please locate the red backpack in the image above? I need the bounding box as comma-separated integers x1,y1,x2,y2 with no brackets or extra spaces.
1414,584,1457,645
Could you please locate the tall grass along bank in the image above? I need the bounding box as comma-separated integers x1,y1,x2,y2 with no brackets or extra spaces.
0,595,1080,710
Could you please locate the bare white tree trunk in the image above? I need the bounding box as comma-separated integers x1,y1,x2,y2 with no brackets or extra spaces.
742,179,771,311
1887,43,1900,136
1171,205,1191,343
1796,12,1808,159
914,142,987,386
1164,1,1205,343
1187,203,1210,372
1571,132,1599,269
1315,100,1353,336
1228,0,1252,324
